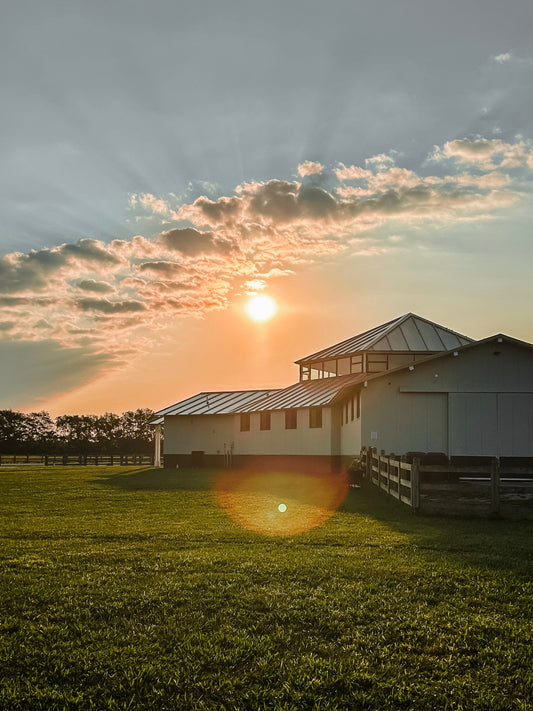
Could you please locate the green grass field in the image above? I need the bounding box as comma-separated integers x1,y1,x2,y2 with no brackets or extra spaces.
1,466,532,710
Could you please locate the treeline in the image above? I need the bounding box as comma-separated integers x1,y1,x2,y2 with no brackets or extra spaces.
0,409,155,455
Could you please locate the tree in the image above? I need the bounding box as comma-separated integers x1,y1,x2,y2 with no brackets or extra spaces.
117,409,155,454
55,414,98,454
0,410,28,454
24,412,56,453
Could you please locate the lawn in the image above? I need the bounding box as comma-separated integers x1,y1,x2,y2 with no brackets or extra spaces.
0,465,532,710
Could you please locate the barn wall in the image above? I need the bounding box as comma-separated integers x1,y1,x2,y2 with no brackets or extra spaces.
163,414,234,457
361,340,533,457
339,399,362,460
163,408,335,463
362,385,448,455
234,408,333,456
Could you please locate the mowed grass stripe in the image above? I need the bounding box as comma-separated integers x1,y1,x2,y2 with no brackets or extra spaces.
1,466,532,710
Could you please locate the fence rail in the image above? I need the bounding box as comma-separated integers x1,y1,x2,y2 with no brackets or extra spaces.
362,448,420,509
359,447,533,518
0,454,154,466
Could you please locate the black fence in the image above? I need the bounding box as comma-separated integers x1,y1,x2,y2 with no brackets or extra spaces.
0,454,154,466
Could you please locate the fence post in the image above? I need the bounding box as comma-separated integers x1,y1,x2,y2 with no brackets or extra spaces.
490,457,500,515
411,457,420,511
386,455,391,494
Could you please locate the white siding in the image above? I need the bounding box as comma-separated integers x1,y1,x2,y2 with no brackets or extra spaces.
362,340,533,457
499,394,533,457
235,409,333,456
449,393,498,456
363,383,447,454
164,414,234,455
449,392,533,457
164,408,334,457
339,403,362,457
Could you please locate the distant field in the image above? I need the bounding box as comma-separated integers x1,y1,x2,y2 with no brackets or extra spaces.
1,466,532,710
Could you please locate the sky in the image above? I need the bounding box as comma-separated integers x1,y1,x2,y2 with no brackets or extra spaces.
2,0,533,416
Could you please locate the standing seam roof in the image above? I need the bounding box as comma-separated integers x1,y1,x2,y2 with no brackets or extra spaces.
295,313,473,362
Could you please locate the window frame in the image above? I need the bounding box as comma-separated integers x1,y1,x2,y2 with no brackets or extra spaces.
309,406,323,429
259,411,271,431
285,409,297,430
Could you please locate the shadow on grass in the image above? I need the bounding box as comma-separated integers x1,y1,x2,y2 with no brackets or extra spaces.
94,466,217,492
96,467,533,575
341,482,533,577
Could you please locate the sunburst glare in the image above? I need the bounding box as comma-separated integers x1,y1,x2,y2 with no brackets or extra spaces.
246,295,277,322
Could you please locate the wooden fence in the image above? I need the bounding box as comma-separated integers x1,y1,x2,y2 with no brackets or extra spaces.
0,454,154,466
359,447,533,518
360,447,420,509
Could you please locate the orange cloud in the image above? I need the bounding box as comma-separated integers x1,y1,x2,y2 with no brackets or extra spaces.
0,138,530,363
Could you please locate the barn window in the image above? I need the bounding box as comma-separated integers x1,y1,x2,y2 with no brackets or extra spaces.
240,413,250,432
337,357,351,375
356,392,361,419
285,409,297,429
260,412,271,430
350,355,363,373
350,396,355,421
309,407,322,428
367,354,388,372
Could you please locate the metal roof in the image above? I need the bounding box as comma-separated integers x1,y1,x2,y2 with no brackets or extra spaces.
295,313,473,363
151,334,533,424
151,389,278,423
151,377,366,422
237,374,367,412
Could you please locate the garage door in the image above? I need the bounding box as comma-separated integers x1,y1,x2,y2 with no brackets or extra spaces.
449,393,533,457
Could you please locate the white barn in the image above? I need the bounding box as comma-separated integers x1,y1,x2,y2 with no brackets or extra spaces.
152,313,533,469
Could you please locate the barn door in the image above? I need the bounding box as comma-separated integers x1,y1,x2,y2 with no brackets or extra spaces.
497,394,533,456
449,392,533,457
448,393,498,457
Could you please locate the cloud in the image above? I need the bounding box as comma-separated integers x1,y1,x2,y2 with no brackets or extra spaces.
0,137,530,368
493,52,511,64
336,164,373,181
0,238,123,294
0,340,116,409
297,161,324,177
76,280,115,293
77,298,146,314
431,138,533,169
160,227,234,256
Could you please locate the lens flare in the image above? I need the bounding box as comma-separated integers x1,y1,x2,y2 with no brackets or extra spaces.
214,469,349,536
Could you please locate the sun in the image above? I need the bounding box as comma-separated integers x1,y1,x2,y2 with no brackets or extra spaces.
246,294,277,322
